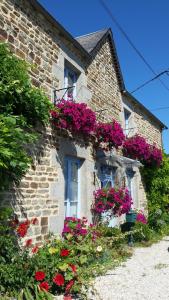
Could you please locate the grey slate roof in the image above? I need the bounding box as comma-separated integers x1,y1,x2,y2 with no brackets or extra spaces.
76,29,109,53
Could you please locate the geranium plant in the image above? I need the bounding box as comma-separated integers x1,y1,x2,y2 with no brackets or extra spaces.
51,99,96,136
92,187,132,220
123,135,162,166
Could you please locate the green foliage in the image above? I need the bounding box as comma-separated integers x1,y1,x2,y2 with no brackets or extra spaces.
0,43,54,189
141,153,169,229
0,211,131,298
0,115,36,188
0,43,52,126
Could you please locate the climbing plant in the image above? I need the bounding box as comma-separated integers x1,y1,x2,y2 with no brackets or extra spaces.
0,43,53,190
141,153,169,229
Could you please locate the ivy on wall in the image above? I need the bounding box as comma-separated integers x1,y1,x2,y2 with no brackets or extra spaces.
141,153,169,229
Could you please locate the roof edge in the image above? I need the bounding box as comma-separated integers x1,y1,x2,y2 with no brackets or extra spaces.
89,28,125,91
31,0,90,59
123,90,168,130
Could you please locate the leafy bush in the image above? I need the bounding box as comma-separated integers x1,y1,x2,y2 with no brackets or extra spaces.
0,43,53,189
0,213,131,299
0,43,52,126
0,115,36,188
141,153,169,229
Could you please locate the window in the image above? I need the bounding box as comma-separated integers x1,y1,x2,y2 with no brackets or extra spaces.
124,109,131,136
64,65,77,100
65,157,80,218
100,165,116,188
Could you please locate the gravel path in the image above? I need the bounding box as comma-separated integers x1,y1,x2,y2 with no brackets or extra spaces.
89,237,169,300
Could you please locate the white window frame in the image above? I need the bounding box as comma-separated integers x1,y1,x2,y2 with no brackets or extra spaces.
64,66,77,100
64,157,81,218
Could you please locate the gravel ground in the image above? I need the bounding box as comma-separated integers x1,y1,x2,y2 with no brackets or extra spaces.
89,237,169,300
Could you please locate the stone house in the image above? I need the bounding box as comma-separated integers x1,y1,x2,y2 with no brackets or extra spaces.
0,0,167,242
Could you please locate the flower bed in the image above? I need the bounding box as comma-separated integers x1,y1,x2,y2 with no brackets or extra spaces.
0,209,131,299
123,135,162,166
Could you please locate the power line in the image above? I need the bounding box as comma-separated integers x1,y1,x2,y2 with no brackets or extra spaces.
99,0,169,93
151,106,169,111
131,69,169,93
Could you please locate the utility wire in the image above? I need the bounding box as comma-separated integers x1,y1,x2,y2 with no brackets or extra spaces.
131,69,169,93
99,0,169,93
151,106,169,111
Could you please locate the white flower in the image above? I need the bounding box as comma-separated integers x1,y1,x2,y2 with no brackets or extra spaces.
96,246,103,252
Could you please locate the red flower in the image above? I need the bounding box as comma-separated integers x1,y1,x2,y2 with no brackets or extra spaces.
17,223,28,237
31,218,38,225
69,264,77,273
32,245,39,254
65,280,74,292
25,239,32,247
60,249,70,257
35,271,46,281
39,281,50,291
53,274,64,286
64,296,73,300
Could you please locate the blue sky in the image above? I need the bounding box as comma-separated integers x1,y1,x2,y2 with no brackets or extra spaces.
38,0,169,153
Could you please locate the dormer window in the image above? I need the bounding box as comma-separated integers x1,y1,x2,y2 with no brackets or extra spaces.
64,62,78,100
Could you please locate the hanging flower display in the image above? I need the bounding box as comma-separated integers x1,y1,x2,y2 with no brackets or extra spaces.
51,99,96,136
123,135,162,166
92,187,132,217
95,120,125,149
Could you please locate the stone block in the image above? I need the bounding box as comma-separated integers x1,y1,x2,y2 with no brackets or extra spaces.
41,217,48,226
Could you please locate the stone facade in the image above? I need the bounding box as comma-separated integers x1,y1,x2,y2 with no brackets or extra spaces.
0,0,165,241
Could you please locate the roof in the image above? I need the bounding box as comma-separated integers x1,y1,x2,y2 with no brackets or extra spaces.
76,28,108,53
76,28,125,90
30,1,167,130
31,0,90,60
123,90,168,130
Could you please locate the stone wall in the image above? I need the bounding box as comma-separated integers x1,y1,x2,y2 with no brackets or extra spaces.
87,38,123,123
0,0,164,239
122,96,163,148
0,0,88,97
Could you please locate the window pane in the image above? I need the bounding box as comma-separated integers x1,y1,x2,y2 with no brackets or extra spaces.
100,165,116,187
70,202,78,217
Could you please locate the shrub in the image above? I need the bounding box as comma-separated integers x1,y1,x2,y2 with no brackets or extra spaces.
141,153,169,229
0,43,53,189
0,43,52,126
0,115,36,188
0,213,131,299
